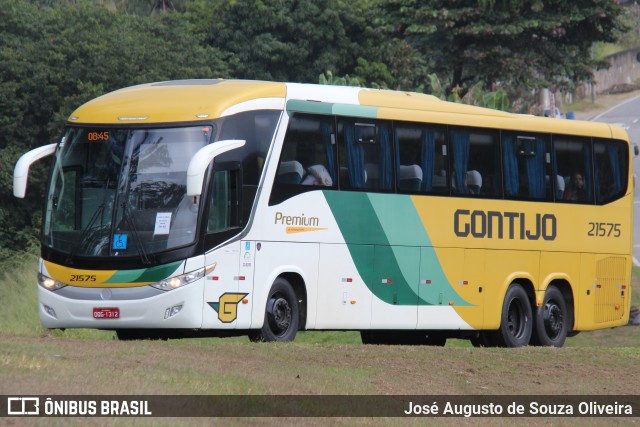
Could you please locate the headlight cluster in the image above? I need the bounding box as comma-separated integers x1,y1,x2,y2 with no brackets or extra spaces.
150,265,213,291
38,273,67,291
38,264,215,293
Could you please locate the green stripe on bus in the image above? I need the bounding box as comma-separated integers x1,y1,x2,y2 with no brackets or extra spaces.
286,100,379,118
286,100,333,115
106,260,183,284
323,191,470,306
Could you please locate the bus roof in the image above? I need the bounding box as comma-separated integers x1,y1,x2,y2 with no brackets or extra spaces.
69,79,287,124
68,79,626,140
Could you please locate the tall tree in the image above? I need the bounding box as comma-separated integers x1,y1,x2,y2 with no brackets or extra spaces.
381,0,627,100
0,0,228,258
208,0,371,83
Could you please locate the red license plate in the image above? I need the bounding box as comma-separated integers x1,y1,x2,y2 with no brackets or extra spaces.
93,308,120,319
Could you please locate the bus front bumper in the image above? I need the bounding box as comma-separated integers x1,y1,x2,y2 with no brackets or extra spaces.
37,280,205,330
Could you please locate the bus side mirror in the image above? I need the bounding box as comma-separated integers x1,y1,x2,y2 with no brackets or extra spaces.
186,140,245,196
13,143,58,198
634,143,639,157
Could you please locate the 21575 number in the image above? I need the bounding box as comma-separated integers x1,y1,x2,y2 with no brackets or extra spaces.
587,222,621,238
70,274,97,282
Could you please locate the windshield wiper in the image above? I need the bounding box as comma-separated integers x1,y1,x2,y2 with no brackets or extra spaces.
65,202,106,265
118,202,151,265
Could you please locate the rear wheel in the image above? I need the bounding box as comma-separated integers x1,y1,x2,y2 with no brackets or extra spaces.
494,283,532,347
248,277,299,342
531,286,568,347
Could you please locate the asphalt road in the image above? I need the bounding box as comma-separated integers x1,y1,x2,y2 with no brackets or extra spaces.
590,95,640,266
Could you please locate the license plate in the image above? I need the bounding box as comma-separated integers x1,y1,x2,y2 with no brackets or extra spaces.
93,307,120,319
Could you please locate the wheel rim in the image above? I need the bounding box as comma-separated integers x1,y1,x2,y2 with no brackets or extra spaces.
506,298,527,339
266,294,292,337
543,301,563,340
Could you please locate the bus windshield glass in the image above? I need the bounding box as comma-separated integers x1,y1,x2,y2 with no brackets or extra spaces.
43,125,213,257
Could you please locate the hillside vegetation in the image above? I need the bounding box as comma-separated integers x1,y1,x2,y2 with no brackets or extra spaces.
0,0,632,258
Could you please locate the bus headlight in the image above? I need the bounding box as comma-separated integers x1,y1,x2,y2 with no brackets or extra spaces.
38,273,67,291
151,266,209,291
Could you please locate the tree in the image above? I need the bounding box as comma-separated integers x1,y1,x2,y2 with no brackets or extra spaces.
208,0,372,83
0,0,228,258
381,0,628,103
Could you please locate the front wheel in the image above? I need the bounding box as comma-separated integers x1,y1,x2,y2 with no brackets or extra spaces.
248,277,299,342
494,283,532,347
531,286,568,347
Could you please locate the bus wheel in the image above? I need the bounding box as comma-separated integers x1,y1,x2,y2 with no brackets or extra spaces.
531,286,567,347
249,277,299,342
495,283,532,347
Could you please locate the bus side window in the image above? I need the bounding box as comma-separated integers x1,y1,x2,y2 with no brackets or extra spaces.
450,127,500,197
395,124,448,194
594,139,628,204
338,119,392,192
207,168,240,234
269,114,337,205
502,132,551,201
553,137,593,203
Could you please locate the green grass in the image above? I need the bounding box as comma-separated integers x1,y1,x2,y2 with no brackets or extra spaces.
0,255,113,340
1,257,639,427
0,254,43,336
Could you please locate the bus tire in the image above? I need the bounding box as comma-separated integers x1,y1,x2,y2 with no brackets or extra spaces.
531,285,568,347
249,277,299,342
494,283,532,347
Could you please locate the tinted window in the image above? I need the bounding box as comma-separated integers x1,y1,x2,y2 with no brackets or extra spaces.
502,132,552,200
270,114,336,204
450,127,501,197
395,123,448,194
594,138,628,204
554,137,593,203
338,118,393,192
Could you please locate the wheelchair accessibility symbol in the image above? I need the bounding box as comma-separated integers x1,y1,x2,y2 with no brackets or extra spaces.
113,234,128,250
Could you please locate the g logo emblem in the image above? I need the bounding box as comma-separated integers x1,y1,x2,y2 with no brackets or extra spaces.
208,293,247,323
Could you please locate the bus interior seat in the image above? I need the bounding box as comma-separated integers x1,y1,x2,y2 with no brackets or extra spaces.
398,164,423,192
466,170,482,195
556,175,566,199
301,164,333,186
278,160,304,184
364,163,379,188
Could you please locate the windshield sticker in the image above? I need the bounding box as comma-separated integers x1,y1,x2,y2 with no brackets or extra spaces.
113,234,128,250
154,212,172,235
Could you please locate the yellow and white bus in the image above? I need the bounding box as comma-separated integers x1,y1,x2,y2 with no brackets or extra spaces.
14,79,633,347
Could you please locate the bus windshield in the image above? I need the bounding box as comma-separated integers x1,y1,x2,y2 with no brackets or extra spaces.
43,125,212,258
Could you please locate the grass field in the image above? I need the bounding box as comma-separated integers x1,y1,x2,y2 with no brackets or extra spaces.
1,256,639,426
